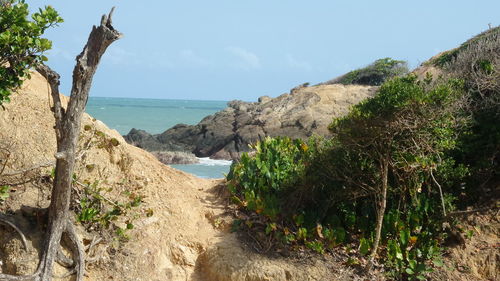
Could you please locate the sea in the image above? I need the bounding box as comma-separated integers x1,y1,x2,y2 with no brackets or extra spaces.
86,97,232,179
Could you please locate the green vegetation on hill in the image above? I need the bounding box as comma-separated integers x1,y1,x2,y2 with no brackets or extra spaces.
445,25,500,205
227,28,498,280
325,57,409,86
430,26,500,67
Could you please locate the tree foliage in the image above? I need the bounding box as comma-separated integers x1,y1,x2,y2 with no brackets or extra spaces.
325,57,409,86
0,0,62,104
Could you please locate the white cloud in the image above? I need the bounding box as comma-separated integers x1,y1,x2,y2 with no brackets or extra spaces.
179,49,211,67
286,54,312,72
146,51,175,69
226,46,261,70
105,46,135,65
47,47,74,61
104,47,174,69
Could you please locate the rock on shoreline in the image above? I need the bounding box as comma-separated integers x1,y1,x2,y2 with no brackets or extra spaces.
150,151,199,165
124,84,378,160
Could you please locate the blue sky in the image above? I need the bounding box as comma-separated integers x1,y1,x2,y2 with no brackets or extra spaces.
34,0,499,101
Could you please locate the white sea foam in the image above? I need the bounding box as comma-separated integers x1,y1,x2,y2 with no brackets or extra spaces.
197,157,232,166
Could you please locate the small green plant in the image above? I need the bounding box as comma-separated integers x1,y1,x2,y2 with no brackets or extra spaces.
386,236,444,280
465,229,474,239
76,179,144,241
80,125,124,157
109,138,120,147
305,240,325,254
358,238,370,255
85,164,95,172
0,185,10,202
380,194,449,280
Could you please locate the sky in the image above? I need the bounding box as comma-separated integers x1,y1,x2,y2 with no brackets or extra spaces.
33,0,499,101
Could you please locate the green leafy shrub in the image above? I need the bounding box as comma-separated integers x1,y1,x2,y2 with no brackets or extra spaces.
325,58,408,86
0,0,63,104
227,136,315,219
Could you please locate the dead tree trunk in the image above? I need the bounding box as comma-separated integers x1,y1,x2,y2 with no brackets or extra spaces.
0,8,121,281
38,8,122,280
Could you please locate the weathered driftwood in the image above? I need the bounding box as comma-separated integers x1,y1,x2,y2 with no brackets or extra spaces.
0,7,121,281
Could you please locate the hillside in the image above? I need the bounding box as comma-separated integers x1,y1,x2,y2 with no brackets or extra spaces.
0,71,357,280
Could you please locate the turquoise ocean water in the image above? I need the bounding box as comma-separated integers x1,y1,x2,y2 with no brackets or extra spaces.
86,97,231,179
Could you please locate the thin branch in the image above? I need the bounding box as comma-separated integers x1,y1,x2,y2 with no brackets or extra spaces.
430,169,447,217
74,180,119,207
84,236,102,252
445,207,497,218
0,273,37,281
36,65,63,140
0,148,10,176
55,248,74,268
2,160,55,176
0,213,28,251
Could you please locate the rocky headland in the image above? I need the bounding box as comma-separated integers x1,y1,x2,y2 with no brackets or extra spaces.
124,83,378,160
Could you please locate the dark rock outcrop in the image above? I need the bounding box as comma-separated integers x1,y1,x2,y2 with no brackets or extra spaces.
124,84,378,160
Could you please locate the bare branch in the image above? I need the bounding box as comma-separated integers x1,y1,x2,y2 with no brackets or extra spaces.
36,65,64,140
1,160,54,176
74,180,119,207
0,146,10,176
0,213,28,251
430,169,447,217
61,221,85,281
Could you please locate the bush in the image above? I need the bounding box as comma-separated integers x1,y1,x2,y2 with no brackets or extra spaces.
324,58,409,86
227,136,315,220
227,75,469,279
227,30,498,280
436,26,500,198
